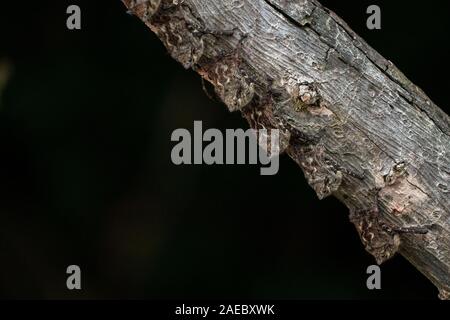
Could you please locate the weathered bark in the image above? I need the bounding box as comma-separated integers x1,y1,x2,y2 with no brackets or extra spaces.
123,0,450,298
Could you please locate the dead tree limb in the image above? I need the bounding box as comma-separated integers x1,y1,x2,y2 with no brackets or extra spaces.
122,0,450,298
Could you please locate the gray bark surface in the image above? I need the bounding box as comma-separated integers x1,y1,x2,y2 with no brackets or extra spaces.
123,0,450,298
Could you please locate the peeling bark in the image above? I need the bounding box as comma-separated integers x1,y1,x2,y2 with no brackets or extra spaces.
123,0,450,298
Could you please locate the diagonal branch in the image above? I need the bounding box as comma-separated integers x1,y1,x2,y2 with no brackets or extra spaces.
122,0,450,299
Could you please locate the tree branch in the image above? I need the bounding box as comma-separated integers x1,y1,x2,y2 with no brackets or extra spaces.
122,0,450,298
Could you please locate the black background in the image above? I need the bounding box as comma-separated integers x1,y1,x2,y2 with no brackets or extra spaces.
0,0,448,299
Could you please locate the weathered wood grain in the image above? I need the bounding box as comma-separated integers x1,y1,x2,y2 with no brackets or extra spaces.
123,0,450,298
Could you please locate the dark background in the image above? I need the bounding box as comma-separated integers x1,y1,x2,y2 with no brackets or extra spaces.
0,0,448,299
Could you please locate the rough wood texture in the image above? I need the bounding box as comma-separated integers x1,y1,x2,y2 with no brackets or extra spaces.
123,0,450,298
